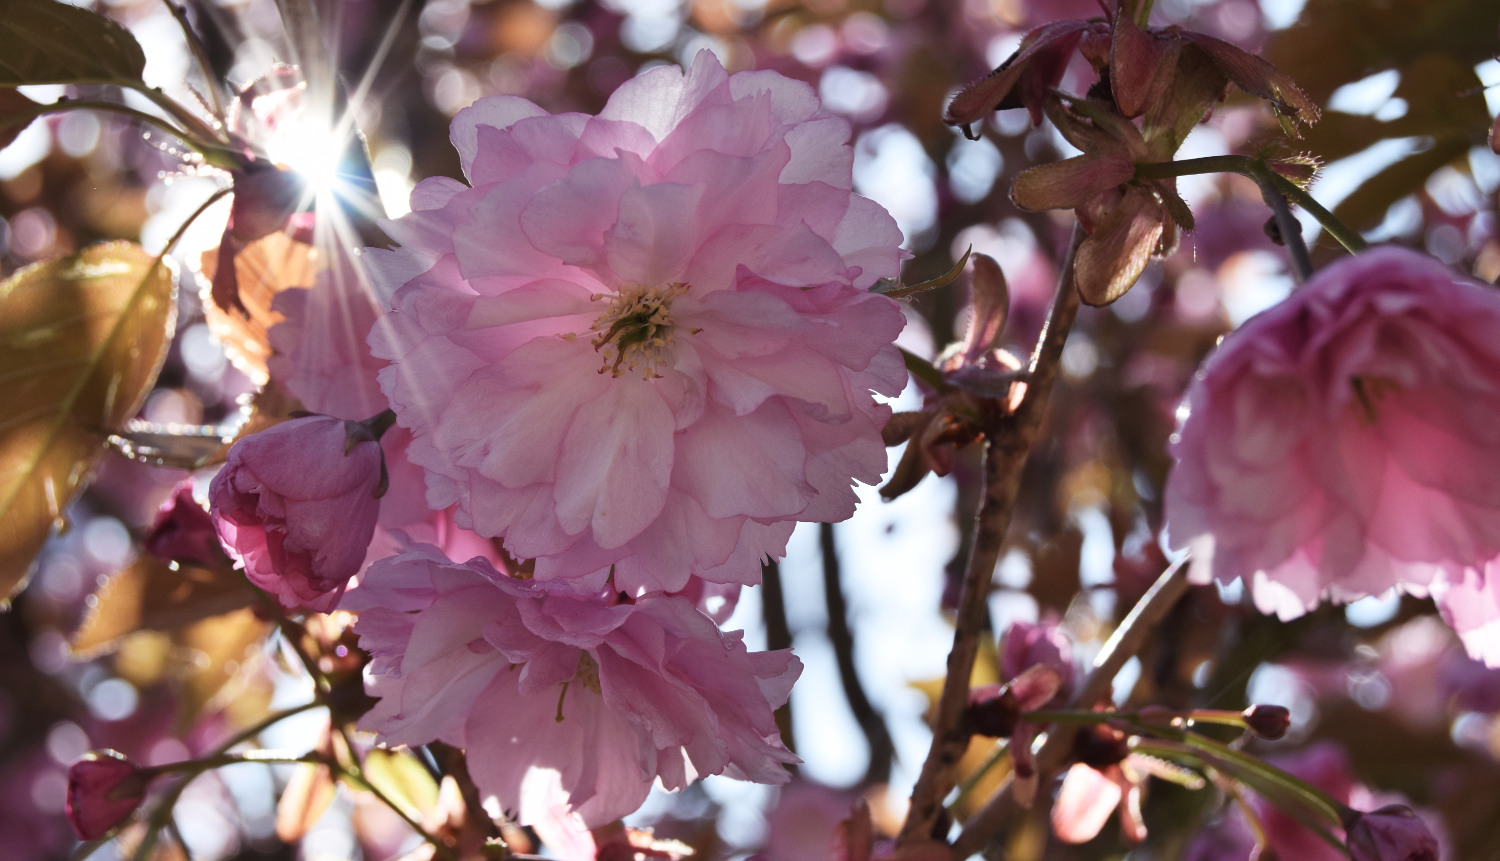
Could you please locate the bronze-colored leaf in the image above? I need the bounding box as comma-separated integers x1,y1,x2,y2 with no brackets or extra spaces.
277,762,338,843
176,608,273,726
0,242,177,599
70,555,257,658
0,0,148,87
0,87,42,149
197,232,321,384
1011,154,1135,213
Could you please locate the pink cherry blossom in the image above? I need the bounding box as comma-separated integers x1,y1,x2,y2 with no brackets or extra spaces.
209,414,384,612
1166,247,1500,620
1430,562,1500,667
348,546,800,827
367,50,908,595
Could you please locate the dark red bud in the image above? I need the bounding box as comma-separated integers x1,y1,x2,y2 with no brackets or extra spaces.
964,683,1021,738
1242,704,1291,740
1073,723,1130,769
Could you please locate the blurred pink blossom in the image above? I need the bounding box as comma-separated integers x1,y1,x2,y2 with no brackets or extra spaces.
1343,804,1441,861
1166,247,1500,622
367,50,907,596
143,480,223,568
210,414,384,612
349,546,800,827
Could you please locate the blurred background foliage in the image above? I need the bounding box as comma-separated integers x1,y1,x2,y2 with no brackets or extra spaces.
3,0,1500,858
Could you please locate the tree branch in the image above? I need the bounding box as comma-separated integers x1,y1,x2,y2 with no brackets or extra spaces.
897,223,1085,846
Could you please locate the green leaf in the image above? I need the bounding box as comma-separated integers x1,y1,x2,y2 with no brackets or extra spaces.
0,0,148,87
0,242,178,599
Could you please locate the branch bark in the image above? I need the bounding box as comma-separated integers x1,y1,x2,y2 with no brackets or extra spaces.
897,224,1085,846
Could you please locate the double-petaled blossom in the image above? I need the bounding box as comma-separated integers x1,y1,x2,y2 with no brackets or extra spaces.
1165,248,1500,647
349,546,800,828
209,414,385,612
366,51,907,596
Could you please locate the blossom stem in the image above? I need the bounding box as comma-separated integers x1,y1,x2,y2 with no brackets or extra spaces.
898,224,1084,847
1259,170,1315,282
0,99,196,151
159,0,228,123
1132,736,1348,853
1134,155,1369,256
950,556,1191,857
90,704,323,861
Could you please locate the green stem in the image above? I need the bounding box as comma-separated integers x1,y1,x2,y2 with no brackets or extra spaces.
1135,737,1347,853
1133,0,1156,27
160,0,228,123
1139,730,1343,825
0,99,193,146
122,82,241,168
1135,155,1369,256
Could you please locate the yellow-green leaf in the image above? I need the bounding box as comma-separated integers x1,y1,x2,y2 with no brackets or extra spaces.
362,748,441,821
0,242,177,599
0,0,148,87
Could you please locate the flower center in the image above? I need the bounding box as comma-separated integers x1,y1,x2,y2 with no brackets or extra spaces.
554,651,602,723
589,283,688,379
1350,375,1398,424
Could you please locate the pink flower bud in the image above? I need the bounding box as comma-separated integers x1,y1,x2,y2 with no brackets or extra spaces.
144,480,224,568
65,751,149,840
209,415,384,612
1343,804,1440,861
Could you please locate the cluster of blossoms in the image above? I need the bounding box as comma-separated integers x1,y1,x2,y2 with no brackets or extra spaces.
196,51,908,829
119,16,1477,857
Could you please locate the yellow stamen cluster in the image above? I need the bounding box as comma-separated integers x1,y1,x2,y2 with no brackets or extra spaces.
589,282,688,379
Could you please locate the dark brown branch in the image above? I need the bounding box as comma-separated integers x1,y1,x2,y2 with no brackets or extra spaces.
762,558,797,757
820,522,896,785
898,224,1085,847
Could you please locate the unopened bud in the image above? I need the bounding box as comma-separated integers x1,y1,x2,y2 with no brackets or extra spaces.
1242,704,1291,740
963,683,1021,738
66,751,151,840
1073,723,1130,769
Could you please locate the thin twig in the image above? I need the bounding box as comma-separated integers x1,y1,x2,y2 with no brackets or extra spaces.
762,559,797,756
160,0,228,122
897,224,1085,847
821,522,895,785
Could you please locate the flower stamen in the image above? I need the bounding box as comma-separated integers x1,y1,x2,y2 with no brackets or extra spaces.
590,283,688,379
